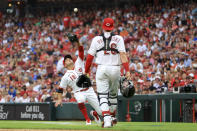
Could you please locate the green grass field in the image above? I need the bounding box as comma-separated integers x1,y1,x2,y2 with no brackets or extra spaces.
0,121,196,131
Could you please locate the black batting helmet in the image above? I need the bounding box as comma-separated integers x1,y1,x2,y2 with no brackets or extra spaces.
120,76,135,98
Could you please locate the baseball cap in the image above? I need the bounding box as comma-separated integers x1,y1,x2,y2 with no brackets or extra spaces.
102,18,114,31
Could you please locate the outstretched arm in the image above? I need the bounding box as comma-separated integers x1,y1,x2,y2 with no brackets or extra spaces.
67,33,84,60
77,42,84,60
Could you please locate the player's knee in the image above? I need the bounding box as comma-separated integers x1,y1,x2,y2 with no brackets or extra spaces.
74,93,86,103
77,98,86,103
109,92,118,98
98,93,110,107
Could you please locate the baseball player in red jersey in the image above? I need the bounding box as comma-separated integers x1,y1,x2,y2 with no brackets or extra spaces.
85,18,131,128
55,39,101,125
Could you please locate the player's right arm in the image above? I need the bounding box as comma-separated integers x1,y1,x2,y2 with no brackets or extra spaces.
118,36,131,80
120,52,130,79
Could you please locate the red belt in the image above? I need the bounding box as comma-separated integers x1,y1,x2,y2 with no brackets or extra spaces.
76,88,89,93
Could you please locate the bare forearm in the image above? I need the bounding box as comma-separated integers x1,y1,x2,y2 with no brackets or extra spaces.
120,52,128,63
120,52,130,79
120,52,129,72
57,93,62,101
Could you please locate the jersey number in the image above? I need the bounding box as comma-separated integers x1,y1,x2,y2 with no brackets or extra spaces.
70,74,77,81
104,43,117,55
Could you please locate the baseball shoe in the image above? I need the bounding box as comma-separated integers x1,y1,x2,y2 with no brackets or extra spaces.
86,119,91,125
90,110,101,124
112,117,117,125
102,116,113,128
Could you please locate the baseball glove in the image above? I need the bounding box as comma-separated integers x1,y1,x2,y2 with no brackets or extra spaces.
67,33,79,43
76,74,92,88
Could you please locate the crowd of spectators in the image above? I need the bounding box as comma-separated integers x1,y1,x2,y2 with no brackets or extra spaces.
0,0,197,103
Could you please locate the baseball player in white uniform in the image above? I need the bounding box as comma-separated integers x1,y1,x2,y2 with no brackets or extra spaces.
55,39,102,125
85,18,131,128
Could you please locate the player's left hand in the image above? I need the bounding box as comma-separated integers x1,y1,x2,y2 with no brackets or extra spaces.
67,33,79,43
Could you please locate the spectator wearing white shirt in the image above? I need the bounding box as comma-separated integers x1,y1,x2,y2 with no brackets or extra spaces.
176,59,185,70
14,91,23,103
145,46,152,57
56,56,65,74
6,95,13,103
136,64,143,74
59,23,64,31
149,72,156,82
33,79,42,92
21,93,30,103
0,91,7,103
153,76,161,89
40,89,50,102
184,55,192,68
5,20,14,28
30,92,39,103
153,60,162,71
163,11,169,19
136,41,147,55
129,60,137,71
0,95,13,103
136,59,143,71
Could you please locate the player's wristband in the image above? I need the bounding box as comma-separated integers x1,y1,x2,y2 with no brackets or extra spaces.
122,62,129,72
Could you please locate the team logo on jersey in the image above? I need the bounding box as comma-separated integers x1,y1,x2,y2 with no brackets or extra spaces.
78,68,82,72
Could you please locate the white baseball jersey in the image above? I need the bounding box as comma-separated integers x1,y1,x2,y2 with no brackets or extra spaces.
59,57,84,92
88,35,126,66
